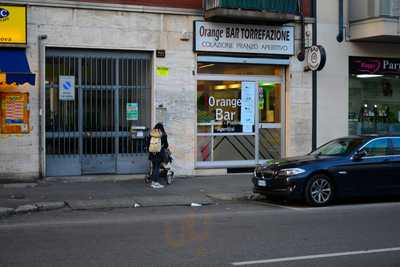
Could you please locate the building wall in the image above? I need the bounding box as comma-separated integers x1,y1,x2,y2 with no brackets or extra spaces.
317,0,400,146
286,48,313,156
0,4,201,179
78,0,202,9
0,1,312,179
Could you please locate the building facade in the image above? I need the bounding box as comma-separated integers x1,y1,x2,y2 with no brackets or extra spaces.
0,0,314,180
317,0,400,146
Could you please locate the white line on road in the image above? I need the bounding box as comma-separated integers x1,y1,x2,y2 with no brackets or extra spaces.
232,247,400,266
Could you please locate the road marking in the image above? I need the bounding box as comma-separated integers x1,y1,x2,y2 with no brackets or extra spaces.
232,247,400,266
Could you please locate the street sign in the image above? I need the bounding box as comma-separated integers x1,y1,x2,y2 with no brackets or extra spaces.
307,45,327,71
59,76,75,101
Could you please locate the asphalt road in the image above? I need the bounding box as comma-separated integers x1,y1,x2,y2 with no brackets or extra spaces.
1,199,400,267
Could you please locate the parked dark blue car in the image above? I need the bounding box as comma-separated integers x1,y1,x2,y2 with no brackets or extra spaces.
252,135,400,206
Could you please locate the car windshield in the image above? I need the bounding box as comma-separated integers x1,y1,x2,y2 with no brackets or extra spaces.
310,138,364,156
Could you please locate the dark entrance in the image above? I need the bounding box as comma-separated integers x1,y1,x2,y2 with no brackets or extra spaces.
45,49,151,176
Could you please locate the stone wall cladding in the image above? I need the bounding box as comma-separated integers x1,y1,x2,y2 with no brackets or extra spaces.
285,35,313,157
0,5,200,179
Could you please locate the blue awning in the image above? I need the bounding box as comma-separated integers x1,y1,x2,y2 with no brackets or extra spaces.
0,49,36,85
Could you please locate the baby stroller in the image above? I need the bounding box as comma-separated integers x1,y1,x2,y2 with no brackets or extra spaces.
145,148,174,185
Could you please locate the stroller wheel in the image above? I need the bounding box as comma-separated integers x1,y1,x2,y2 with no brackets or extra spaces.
144,175,151,184
166,172,174,185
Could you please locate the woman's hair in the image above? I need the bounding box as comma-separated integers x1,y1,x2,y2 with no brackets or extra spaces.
154,122,166,134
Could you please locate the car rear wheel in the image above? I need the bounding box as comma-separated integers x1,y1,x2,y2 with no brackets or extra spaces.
305,174,334,206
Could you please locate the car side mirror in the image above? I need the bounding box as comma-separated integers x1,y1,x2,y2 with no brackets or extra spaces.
353,149,367,161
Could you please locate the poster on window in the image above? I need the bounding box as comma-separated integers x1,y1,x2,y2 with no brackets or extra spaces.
127,103,138,121
240,81,256,132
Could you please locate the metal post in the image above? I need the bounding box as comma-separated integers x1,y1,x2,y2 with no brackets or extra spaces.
254,81,260,164
312,0,318,151
115,59,120,171
78,58,83,164
211,121,214,161
38,34,47,178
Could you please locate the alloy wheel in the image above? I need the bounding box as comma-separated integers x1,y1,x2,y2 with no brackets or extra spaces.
310,177,332,204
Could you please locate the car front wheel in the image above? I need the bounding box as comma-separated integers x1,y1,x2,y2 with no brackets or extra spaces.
305,174,334,206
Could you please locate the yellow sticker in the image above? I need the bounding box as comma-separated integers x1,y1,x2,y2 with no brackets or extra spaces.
156,67,169,77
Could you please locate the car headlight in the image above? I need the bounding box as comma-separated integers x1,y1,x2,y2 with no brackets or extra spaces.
278,168,305,176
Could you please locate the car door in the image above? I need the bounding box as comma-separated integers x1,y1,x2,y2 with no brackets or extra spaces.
388,137,400,192
340,138,392,196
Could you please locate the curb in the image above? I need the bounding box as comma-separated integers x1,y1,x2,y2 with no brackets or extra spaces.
0,202,67,219
1,183,38,189
35,202,66,211
67,198,136,210
15,204,38,214
206,192,252,201
0,192,251,219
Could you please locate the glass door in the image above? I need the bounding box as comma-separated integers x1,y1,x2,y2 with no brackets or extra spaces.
196,62,284,168
257,82,283,160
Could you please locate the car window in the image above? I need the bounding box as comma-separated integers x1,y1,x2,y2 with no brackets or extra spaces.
362,139,389,156
389,138,400,155
311,138,364,156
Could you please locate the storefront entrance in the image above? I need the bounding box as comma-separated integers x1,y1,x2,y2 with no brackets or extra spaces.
196,59,286,168
45,49,151,176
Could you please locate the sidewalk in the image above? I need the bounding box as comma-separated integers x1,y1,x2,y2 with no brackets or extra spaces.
0,174,253,217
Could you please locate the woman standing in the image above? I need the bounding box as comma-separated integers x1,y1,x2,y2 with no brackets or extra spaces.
148,123,169,188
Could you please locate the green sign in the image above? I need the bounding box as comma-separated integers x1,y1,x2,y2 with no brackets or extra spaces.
127,103,138,121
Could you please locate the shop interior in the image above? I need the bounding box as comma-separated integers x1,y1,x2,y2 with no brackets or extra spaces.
349,74,400,135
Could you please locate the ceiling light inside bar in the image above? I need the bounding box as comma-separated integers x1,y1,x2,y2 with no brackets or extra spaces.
228,83,241,89
356,74,383,78
214,85,227,90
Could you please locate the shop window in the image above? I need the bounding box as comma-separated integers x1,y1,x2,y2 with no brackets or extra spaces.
258,82,281,123
349,57,400,135
197,80,242,131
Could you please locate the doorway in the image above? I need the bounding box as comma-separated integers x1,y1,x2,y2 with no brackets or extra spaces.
45,49,151,176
